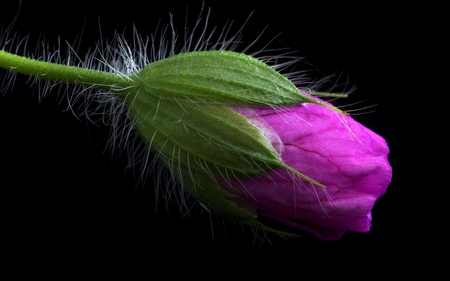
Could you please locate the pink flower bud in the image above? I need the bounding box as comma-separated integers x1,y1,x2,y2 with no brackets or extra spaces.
224,93,392,240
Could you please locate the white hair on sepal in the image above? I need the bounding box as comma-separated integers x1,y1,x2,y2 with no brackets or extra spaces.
110,8,302,216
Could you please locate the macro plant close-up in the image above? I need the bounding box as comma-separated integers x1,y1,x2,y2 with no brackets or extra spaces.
0,1,392,241
1,1,442,278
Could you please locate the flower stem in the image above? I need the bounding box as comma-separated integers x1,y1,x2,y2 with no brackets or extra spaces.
0,50,132,92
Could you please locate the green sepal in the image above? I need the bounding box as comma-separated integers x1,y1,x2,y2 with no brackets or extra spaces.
124,89,284,178
177,167,300,238
134,50,338,109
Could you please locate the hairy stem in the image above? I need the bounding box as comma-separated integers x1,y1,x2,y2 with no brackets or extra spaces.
0,50,133,92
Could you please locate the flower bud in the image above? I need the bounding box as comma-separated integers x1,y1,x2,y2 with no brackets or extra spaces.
0,7,392,240
122,50,392,238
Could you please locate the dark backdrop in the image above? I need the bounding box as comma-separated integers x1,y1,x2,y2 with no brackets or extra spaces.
1,1,445,278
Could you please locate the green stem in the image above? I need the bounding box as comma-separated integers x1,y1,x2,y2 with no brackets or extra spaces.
0,50,133,92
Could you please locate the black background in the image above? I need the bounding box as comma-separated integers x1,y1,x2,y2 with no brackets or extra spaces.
1,1,446,278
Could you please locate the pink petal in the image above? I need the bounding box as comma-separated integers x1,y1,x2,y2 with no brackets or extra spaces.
229,97,392,240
